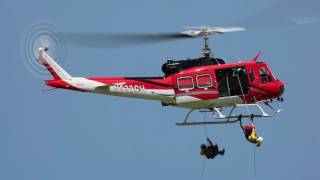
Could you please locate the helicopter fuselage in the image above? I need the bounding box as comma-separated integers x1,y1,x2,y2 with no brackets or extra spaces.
40,48,285,109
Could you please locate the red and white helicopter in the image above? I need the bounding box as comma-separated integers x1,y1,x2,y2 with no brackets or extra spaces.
37,26,285,125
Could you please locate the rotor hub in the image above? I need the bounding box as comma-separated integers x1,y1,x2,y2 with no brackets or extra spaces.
182,26,246,57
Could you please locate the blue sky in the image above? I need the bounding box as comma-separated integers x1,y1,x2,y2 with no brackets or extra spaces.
1,0,320,179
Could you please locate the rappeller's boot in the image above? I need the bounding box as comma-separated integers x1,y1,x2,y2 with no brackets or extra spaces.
220,149,225,156
256,137,263,147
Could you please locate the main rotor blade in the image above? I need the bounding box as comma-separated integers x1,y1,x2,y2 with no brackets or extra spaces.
61,32,194,48
237,0,320,29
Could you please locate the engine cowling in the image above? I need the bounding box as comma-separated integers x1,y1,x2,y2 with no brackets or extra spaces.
162,57,225,76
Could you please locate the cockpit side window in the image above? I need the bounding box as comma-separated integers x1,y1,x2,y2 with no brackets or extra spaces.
260,67,272,83
248,69,254,82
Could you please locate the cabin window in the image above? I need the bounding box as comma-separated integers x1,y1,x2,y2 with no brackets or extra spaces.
248,69,255,82
196,74,213,88
260,67,272,83
177,76,194,91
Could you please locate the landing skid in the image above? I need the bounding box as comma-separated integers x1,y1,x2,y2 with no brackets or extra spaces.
176,103,282,126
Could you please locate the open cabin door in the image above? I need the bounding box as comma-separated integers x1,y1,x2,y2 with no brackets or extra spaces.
215,67,249,97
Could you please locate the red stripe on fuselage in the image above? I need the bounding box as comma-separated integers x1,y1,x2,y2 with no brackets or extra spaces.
45,79,83,91
88,77,173,90
39,55,61,80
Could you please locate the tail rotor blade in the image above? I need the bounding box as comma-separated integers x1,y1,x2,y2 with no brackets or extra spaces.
21,21,68,79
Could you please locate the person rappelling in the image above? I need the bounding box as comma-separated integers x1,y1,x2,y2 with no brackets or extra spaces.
238,114,263,147
200,137,225,159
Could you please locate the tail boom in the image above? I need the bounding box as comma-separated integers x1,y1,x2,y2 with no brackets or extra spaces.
38,47,71,80
38,47,176,103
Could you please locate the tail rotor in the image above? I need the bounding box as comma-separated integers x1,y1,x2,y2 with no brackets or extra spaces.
21,21,67,79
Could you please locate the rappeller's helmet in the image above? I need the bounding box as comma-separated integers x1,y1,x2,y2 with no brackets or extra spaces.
201,144,207,149
245,124,254,133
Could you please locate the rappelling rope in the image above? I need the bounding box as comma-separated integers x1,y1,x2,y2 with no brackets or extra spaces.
236,72,251,116
226,71,251,117
203,112,208,138
253,144,257,179
199,112,208,180
235,69,257,179
200,157,206,180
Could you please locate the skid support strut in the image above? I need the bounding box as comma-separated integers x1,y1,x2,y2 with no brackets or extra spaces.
176,103,282,126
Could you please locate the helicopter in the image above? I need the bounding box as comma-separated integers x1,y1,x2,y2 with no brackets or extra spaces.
37,26,285,125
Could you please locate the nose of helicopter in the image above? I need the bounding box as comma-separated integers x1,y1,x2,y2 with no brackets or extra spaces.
273,80,285,98
260,80,285,99
279,82,285,96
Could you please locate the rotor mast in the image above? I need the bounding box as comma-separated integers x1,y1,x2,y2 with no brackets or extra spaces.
182,26,246,58
202,32,212,58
